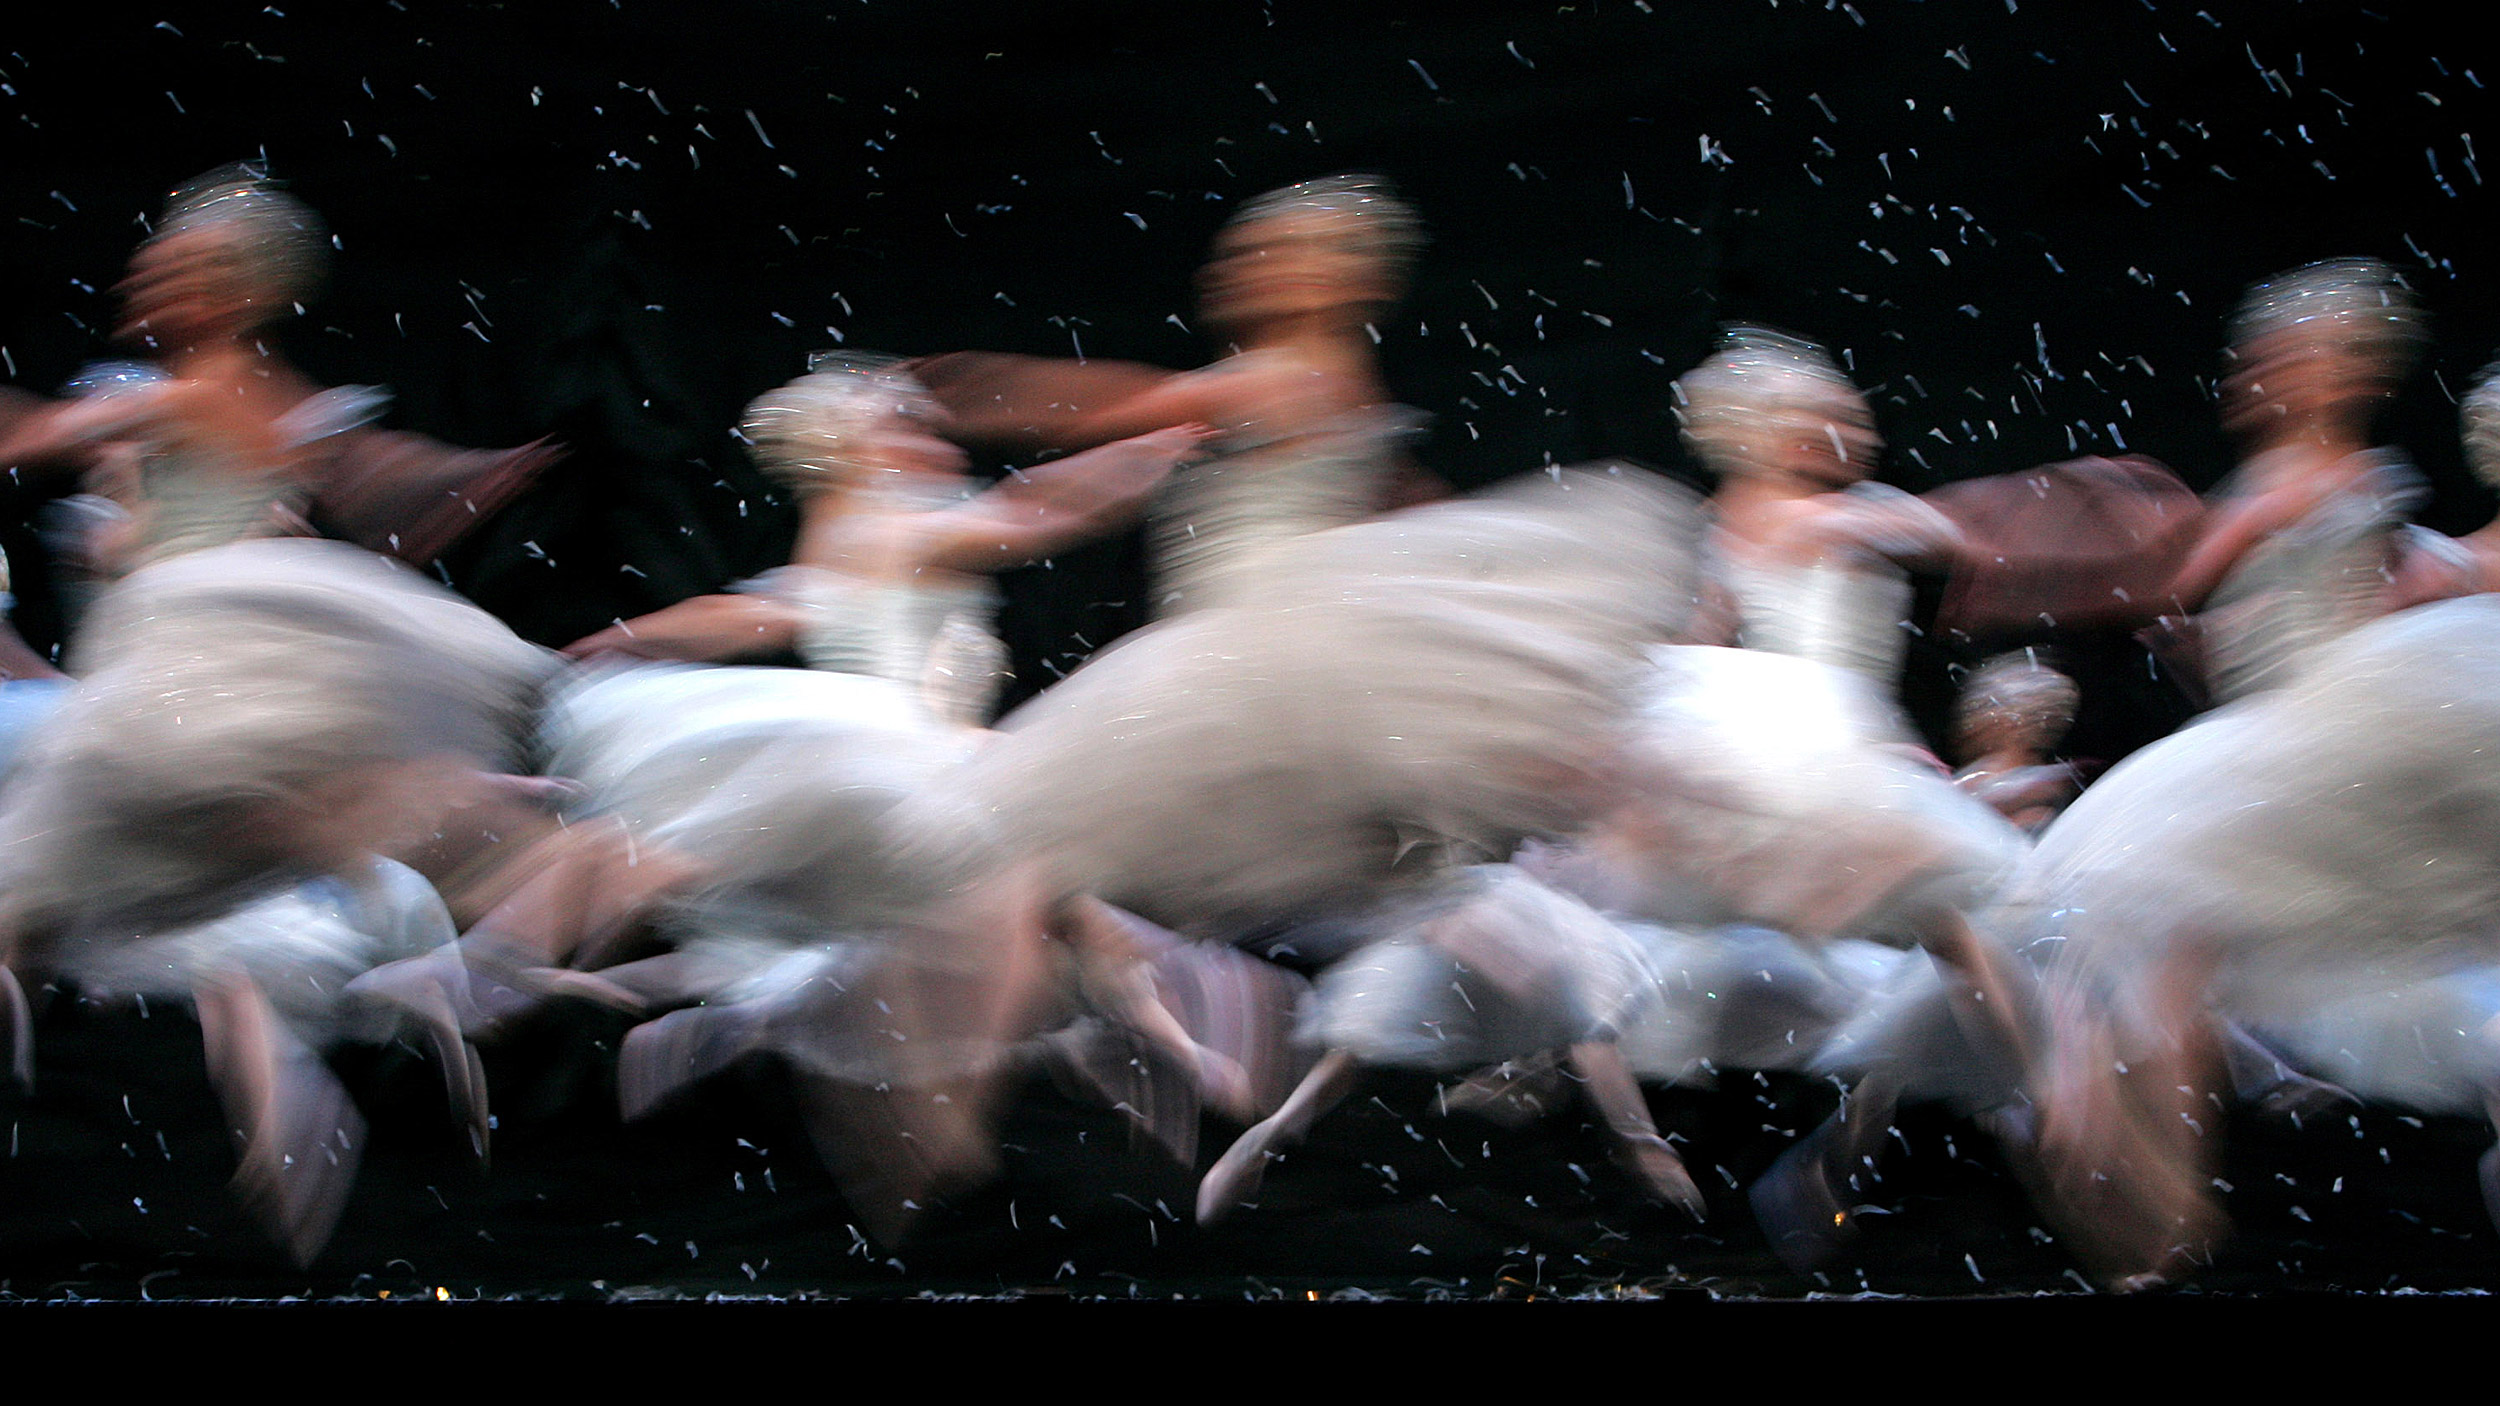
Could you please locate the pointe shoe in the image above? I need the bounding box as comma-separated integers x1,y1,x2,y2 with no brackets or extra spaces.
1196,1126,1278,1226
1748,1124,1857,1273
1614,1131,1707,1221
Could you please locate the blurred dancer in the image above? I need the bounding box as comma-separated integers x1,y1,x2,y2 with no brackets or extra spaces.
0,165,556,574
1688,326,1962,694
2018,597,2500,1287
1526,331,2033,1267
0,539,553,1261
1950,651,2085,832
1195,864,1706,1224
916,174,1443,615
904,465,1709,1222
2417,359,2500,595
2163,259,2433,703
375,361,1247,1238
563,353,1207,722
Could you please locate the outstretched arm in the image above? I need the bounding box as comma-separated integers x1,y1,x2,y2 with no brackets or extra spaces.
912,352,1193,449
916,424,1215,573
0,384,179,476
561,592,804,664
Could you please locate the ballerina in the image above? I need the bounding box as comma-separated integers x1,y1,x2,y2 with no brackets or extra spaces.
0,164,558,575
411,359,1284,1238
562,352,1206,715
876,461,1708,1223
1691,326,1963,694
915,174,1443,617
2004,596,2500,1288
1950,651,2086,833
2392,358,2500,599
2159,259,2439,704
1511,330,2034,1268
0,537,554,1261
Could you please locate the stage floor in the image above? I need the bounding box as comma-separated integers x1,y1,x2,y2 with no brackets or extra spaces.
4,996,2494,1302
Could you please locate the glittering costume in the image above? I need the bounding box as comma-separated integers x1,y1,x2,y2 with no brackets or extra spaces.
918,463,1705,938
124,383,387,567
1718,482,1956,687
1302,866,1664,1071
1147,398,1425,615
2197,450,2423,704
1554,327,2020,943
0,537,551,937
735,356,1012,724
0,538,551,1263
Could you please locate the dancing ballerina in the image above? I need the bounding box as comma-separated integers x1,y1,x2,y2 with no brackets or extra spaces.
0,165,557,576
563,352,1205,715
384,358,1274,1239
865,459,1711,1224
1518,329,2034,1267
2014,596,2500,1288
1950,652,2086,833
915,174,1443,616
0,538,553,1261
2162,259,2441,703
2410,358,2500,596
1692,325,1963,693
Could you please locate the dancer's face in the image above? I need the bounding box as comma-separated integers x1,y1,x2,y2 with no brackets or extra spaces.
1757,396,1881,492
2222,335,2386,441
116,224,268,347
1198,212,1392,331
859,411,970,479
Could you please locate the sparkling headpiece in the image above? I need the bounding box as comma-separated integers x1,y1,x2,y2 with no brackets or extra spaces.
1674,325,1875,477
1228,174,1425,279
146,163,330,313
2226,258,2426,378
1955,651,2079,747
741,352,933,494
2463,358,2500,492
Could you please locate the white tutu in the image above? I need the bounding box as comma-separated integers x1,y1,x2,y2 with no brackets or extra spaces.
1560,644,2027,942
905,465,1707,938
0,538,553,938
2025,596,2500,1107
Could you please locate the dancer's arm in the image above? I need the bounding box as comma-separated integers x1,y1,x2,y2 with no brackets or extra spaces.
918,424,1214,571
561,592,804,663
912,352,1187,448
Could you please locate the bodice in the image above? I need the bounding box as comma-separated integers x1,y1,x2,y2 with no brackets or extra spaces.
1716,483,1953,688
1147,404,1425,614
749,473,1010,726
132,383,389,567
2201,450,2422,704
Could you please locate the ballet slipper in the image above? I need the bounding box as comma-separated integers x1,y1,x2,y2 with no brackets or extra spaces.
1748,1121,1858,1273
1614,1131,1707,1220
197,969,368,1266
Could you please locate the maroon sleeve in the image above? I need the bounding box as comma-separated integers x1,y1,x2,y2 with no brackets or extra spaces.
1924,455,2208,642
303,429,566,566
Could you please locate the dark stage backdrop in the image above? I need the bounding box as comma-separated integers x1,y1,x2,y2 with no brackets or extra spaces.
4,0,2496,744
